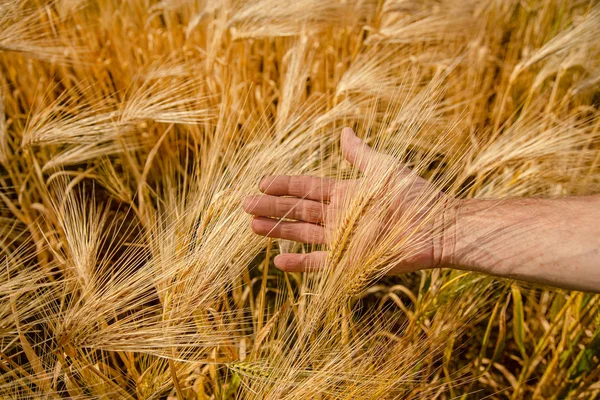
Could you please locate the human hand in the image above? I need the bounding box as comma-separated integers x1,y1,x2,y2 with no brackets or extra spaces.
243,128,450,275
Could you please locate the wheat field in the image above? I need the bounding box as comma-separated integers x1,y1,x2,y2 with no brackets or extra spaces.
0,0,599,398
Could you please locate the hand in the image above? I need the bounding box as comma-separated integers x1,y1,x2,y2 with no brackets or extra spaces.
243,128,450,274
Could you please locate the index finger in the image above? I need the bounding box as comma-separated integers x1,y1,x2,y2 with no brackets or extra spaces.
259,175,335,202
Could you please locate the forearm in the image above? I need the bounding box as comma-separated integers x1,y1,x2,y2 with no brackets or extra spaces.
442,195,600,292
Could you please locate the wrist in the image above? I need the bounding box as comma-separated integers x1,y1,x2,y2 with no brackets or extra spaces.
439,197,521,274
436,198,489,271
434,196,460,268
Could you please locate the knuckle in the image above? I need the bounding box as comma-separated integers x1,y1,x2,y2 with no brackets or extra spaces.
289,176,304,196
280,223,295,238
307,177,318,193
303,203,323,222
306,225,323,243
280,197,298,218
282,196,298,208
302,225,313,240
274,198,286,216
298,254,308,268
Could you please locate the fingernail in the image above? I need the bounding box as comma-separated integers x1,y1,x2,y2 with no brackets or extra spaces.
259,175,269,191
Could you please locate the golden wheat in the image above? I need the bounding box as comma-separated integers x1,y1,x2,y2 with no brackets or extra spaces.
0,0,599,398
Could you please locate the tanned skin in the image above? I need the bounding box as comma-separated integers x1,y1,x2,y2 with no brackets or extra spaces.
243,127,600,293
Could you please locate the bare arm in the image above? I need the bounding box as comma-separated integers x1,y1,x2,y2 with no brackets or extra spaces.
442,196,600,292
244,127,600,293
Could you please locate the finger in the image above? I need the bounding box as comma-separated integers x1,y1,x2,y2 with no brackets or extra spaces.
259,175,335,201
274,251,327,272
251,217,326,244
243,195,326,224
341,127,395,173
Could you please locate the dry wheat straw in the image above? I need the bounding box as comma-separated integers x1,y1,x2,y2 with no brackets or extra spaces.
0,0,599,398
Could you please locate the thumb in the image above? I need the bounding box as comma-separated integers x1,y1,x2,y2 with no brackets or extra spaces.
341,127,394,173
